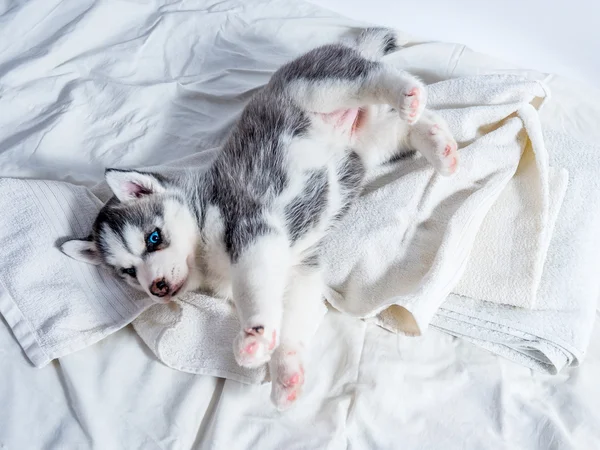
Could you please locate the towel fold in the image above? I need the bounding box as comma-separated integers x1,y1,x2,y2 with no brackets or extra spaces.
321,74,555,331
454,163,568,309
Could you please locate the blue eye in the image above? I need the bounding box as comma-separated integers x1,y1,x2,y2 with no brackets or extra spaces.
147,229,162,249
122,267,136,277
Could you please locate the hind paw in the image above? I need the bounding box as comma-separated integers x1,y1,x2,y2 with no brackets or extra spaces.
270,349,305,411
234,326,278,368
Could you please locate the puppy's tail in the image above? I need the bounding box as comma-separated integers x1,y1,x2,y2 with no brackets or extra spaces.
352,27,400,60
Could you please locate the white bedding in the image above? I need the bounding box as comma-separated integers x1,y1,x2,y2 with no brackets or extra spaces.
310,0,600,89
2,0,600,448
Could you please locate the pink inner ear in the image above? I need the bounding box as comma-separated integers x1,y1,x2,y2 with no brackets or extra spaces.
125,182,152,198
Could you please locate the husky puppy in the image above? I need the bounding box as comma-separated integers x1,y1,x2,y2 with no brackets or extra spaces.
61,28,458,410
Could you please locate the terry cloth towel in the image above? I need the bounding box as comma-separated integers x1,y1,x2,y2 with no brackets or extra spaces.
452,91,569,309
429,125,600,374
321,74,559,332
0,178,153,367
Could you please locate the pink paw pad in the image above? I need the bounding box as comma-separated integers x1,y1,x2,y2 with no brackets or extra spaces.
285,372,304,387
271,356,305,410
401,87,422,123
243,342,258,355
234,325,278,368
430,124,440,135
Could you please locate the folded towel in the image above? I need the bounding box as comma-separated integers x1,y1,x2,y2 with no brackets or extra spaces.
430,125,600,374
321,75,554,331
0,179,153,367
454,162,568,309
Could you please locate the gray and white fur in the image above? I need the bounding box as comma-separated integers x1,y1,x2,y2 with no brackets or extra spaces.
61,28,459,410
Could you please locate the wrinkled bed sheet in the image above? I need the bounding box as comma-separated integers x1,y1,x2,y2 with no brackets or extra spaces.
1,0,600,448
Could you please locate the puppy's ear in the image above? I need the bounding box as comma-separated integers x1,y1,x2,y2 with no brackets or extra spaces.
105,169,166,202
60,239,101,265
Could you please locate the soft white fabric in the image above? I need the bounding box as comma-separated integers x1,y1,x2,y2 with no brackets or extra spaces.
309,0,600,89
133,293,267,384
322,74,559,325
433,125,600,374
2,0,600,448
316,73,588,374
0,178,152,367
3,304,600,449
455,164,568,309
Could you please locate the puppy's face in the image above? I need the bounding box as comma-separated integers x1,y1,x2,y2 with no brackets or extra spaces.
61,170,199,303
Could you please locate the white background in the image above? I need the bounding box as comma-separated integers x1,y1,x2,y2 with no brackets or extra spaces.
309,0,600,88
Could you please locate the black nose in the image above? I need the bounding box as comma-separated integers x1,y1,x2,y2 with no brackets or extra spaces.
150,278,170,297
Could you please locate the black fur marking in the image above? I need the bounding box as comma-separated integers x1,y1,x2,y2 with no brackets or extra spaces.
387,149,417,164
277,45,378,82
93,197,166,258
300,248,321,268
208,90,309,262
223,212,272,263
382,33,398,54
334,151,366,221
285,169,329,243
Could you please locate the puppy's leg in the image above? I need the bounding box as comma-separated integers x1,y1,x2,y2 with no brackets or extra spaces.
407,109,459,176
269,262,326,411
231,232,291,368
277,46,426,124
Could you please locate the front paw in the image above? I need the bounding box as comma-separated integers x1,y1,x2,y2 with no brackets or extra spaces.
428,124,459,176
234,326,278,368
398,81,426,125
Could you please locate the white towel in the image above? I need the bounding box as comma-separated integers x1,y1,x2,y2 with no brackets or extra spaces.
0,178,153,367
430,126,600,374
133,293,266,384
454,162,568,309
321,74,555,330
